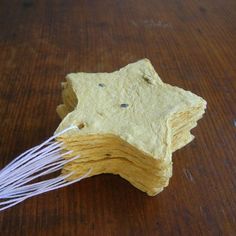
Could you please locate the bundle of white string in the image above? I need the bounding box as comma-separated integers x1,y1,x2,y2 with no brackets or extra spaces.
0,125,90,212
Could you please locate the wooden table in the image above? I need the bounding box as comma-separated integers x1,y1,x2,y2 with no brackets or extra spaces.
0,0,235,235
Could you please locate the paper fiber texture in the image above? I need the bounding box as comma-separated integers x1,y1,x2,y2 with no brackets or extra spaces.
55,59,206,196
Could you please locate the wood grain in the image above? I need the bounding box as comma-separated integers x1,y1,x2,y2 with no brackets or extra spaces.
0,0,235,235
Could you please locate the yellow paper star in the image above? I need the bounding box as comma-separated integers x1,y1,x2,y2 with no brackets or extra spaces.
56,59,206,196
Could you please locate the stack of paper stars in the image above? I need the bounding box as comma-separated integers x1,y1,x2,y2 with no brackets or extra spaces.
55,59,206,196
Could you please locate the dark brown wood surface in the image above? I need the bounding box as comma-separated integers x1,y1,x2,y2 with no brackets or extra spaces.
0,0,235,235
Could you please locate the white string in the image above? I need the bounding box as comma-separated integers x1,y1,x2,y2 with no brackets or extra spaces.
0,125,91,212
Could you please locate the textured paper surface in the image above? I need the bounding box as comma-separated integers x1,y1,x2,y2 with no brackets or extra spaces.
55,59,206,195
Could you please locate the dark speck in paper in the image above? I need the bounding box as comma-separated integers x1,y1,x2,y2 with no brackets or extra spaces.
98,83,105,87
120,103,129,108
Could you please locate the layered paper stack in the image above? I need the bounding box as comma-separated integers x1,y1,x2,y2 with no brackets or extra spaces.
55,59,206,196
